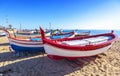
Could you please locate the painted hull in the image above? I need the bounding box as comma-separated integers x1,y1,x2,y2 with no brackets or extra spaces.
8,38,44,52
75,30,90,35
15,32,50,38
50,31,75,39
4,29,44,53
40,28,118,60
75,32,90,37
44,44,111,60
0,32,6,36
10,44,44,52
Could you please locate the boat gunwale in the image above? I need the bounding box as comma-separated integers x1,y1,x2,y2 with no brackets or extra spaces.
4,29,42,42
40,28,118,51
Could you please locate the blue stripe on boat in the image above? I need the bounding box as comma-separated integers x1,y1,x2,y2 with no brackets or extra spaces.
30,38,42,41
10,44,44,52
50,33,72,39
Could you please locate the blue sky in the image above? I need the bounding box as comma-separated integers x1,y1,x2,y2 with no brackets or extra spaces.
0,0,120,29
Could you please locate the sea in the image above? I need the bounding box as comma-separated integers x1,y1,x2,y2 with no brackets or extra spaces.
62,30,120,38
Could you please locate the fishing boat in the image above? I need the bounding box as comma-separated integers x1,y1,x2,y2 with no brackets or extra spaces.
4,30,44,53
51,29,62,35
14,30,51,38
50,31,75,39
0,32,6,37
40,28,118,60
75,31,90,37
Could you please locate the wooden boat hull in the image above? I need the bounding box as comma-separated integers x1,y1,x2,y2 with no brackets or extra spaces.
40,28,118,60
75,31,90,37
10,44,44,53
50,31,75,39
5,29,44,53
0,32,6,37
8,38,44,53
15,32,50,38
44,43,111,60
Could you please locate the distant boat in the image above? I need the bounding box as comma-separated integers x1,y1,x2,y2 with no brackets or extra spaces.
15,29,74,39
4,30,44,53
0,32,6,36
40,28,118,60
50,31,75,39
15,30,51,38
75,31,90,37
51,29,90,38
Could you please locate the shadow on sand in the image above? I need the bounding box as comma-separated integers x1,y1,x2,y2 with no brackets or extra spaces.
0,51,98,76
0,43,9,46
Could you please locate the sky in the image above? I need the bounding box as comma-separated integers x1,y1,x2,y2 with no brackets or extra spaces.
0,0,120,30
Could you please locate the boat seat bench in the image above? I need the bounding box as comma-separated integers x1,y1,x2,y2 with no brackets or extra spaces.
61,36,110,46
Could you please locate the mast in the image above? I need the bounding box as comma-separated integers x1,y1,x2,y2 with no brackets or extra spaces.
20,22,21,31
6,15,8,28
49,22,51,30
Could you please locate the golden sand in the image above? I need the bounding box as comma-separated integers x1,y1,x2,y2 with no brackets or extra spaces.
0,36,120,76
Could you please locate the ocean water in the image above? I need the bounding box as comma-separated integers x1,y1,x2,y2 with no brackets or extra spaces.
62,30,120,38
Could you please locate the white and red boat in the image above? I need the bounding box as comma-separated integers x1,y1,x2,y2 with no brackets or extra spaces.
4,29,75,53
40,28,118,60
4,30,44,53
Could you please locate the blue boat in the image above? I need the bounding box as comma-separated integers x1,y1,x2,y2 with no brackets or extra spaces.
50,31,75,39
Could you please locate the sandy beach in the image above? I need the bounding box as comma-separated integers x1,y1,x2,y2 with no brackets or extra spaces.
0,36,120,76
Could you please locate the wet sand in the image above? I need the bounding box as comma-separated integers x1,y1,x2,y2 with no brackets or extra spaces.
0,36,120,76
